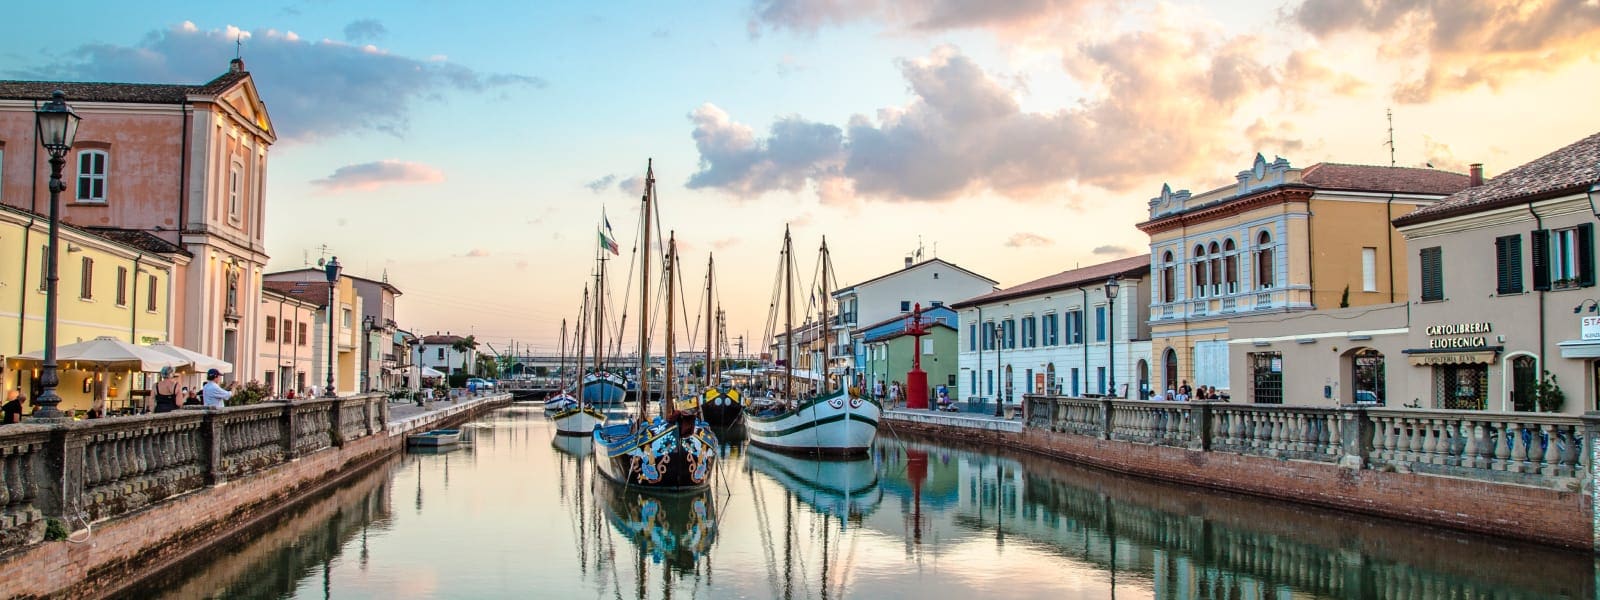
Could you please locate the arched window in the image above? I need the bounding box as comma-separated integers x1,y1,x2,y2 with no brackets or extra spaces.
1193,245,1208,297
1208,241,1222,296
1223,238,1239,294
1161,251,1176,303
1256,231,1275,289
1352,348,1385,405
76,149,108,203
1510,355,1538,411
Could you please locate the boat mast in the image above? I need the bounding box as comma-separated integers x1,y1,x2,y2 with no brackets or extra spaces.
705,254,715,390
638,160,654,422
664,232,677,414
576,286,589,402
819,236,830,395
559,318,566,390
784,225,794,409
594,239,605,379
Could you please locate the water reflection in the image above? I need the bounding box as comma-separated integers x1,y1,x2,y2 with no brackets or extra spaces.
135,407,1592,599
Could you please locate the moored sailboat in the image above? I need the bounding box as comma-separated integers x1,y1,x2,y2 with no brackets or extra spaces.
744,230,880,455
682,254,748,426
553,278,605,435
593,161,718,491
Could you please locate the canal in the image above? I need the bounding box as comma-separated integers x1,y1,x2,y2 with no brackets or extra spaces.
130,405,1593,599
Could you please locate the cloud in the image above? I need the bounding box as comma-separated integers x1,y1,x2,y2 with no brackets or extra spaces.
465,248,490,258
748,0,1097,38
1418,135,1470,173
1289,0,1600,102
12,21,545,141
585,174,617,193
711,237,740,251
618,175,646,197
1005,232,1052,248
689,39,1275,202
1091,244,1130,255
311,160,445,192
343,19,387,43
514,259,529,270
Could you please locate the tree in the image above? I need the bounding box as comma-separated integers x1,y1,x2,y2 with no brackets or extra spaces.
451,335,478,375
476,353,501,378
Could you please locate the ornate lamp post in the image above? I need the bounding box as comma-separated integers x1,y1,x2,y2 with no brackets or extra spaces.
324,256,342,396
1104,276,1120,398
31,91,81,421
992,322,1005,417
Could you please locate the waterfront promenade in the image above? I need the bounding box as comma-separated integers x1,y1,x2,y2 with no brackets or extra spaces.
883,397,1597,551
0,391,511,599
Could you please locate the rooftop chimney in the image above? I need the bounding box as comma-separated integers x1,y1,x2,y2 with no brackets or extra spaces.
904,256,913,269
1469,163,1483,187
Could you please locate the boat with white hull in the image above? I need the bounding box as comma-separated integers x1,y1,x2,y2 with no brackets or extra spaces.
552,404,606,436
745,389,880,456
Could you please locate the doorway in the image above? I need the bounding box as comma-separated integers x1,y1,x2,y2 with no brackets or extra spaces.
1162,348,1178,394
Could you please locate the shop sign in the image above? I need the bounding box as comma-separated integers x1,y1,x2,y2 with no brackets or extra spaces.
1425,321,1491,349
1582,316,1600,341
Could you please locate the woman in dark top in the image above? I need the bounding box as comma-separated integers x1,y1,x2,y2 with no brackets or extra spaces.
153,367,181,414
2,390,23,423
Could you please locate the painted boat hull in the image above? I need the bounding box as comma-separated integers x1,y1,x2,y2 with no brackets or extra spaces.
743,389,880,456
684,388,747,427
407,429,461,447
544,392,578,412
592,418,718,492
552,406,606,436
601,482,716,571
581,373,627,406
744,444,882,520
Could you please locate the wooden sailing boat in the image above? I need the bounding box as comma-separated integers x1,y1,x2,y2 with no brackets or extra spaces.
553,284,605,434
592,161,718,491
581,211,628,406
684,254,747,426
544,315,579,411
744,230,880,455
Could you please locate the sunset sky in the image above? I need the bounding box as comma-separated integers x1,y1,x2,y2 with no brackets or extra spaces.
3,1,1597,354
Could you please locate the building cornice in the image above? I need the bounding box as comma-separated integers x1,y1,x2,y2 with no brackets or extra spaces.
1397,192,1589,239
1137,187,1314,235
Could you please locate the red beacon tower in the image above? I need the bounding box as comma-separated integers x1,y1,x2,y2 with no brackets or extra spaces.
904,303,930,409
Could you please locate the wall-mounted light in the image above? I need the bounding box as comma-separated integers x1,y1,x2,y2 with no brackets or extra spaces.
1348,334,1373,341
66,244,82,253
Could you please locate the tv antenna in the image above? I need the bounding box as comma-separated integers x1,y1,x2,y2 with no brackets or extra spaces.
1384,108,1396,167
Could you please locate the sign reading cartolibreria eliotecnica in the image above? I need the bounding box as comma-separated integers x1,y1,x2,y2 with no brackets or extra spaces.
1425,322,1491,349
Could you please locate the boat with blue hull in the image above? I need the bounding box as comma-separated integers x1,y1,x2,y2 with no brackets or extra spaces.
592,161,717,493
580,371,627,405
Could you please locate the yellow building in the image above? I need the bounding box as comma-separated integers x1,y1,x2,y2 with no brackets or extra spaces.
263,272,364,396
0,205,177,412
1136,154,1467,398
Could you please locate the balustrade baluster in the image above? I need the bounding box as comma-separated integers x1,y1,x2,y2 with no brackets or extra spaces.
1530,424,1550,476
1460,420,1478,469
1559,425,1581,477
1508,423,1528,473
1402,418,1422,464
0,454,13,508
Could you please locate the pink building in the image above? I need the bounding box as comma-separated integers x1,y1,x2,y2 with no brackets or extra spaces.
0,59,275,380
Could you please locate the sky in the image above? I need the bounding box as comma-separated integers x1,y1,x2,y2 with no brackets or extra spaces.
2,0,1597,355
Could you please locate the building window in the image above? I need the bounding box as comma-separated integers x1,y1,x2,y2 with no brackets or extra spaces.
968,324,976,351
437,347,445,360
1161,251,1176,303
1495,234,1523,295
1256,231,1275,289
79,257,94,300
1208,241,1222,296
1094,306,1106,342
1097,366,1106,395
76,150,107,203
1249,352,1283,404
297,322,308,345
1042,313,1059,346
930,301,943,308
1223,238,1238,294
1361,247,1378,292
1069,367,1080,396
986,369,994,395
1067,310,1084,345
1420,246,1444,301
1535,224,1593,290
1433,364,1487,410
115,266,128,306
266,316,277,342
1352,349,1385,405
146,274,158,311
342,308,352,328
1193,244,1208,297
1022,316,1036,348
1003,319,1016,349
229,161,243,218
981,322,994,350
900,300,911,312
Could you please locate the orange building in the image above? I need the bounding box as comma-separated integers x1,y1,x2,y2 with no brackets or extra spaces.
0,59,275,381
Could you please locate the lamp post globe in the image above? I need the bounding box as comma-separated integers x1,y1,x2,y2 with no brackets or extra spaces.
31,91,81,421
324,256,342,397
1104,276,1119,398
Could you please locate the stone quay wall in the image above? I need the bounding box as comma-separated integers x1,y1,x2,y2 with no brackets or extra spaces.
0,392,510,599
886,395,1597,552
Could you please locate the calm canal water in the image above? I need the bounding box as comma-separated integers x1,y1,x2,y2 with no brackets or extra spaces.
132,405,1593,599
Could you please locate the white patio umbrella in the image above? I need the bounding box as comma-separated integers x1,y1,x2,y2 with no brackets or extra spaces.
8,336,188,372
145,342,232,374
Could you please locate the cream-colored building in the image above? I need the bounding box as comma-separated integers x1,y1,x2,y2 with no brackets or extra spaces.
1137,154,1468,399
258,287,319,396
263,274,363,395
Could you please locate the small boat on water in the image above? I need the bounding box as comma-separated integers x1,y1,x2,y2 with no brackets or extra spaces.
407,429,461,447
553,284,608,436
544,392,577,412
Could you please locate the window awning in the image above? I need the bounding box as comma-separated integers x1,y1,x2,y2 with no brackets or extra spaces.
1558,339,1600,358
1403,346,1502,366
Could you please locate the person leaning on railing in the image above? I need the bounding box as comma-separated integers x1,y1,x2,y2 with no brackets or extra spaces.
2,389,23,423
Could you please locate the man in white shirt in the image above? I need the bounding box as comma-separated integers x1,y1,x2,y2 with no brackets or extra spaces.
201,369,233,408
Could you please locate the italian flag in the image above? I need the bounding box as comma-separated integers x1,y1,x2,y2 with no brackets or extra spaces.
599,230,619,255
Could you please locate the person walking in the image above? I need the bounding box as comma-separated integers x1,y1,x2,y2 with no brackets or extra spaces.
200,369,234,408
152,367,181,414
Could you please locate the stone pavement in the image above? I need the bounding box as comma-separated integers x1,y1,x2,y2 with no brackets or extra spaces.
881,407,1023,433
383,392,510,436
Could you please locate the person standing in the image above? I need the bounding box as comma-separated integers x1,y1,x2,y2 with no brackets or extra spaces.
201,369,234,408
152,367,181,414
2,390,23,424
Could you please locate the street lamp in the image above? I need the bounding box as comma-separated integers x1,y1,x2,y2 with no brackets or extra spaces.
992,322,1005,417
31,91,81,421
323,256,342,397
1104,276,1120,399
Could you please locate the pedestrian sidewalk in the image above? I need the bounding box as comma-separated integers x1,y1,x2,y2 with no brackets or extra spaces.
882,407,1023,433
385,392,510,436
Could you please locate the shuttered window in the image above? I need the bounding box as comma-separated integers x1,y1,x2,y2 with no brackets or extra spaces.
1420,247,1444,301
1495,234,1523,295
1531,230,1550,290
1579,222,1596,287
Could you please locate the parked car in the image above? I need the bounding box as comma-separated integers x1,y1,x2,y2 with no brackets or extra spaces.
1354,390,1380,405
466,378,495,390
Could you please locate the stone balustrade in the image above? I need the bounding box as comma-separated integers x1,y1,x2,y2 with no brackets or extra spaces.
1024,395,1595,490
0,393,390,548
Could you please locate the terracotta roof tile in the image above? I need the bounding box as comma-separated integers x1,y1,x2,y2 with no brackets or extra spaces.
1300,163,1471,196
1395,131,1600,227
951,254,1150,308
0,68,248,104
82,227,190,256
263,281,332,307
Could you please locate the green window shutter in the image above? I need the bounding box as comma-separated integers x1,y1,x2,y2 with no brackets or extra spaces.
1531,229,1550,291
1496,234,1523,294
1579,223,1595,287
1420,247,1443,301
